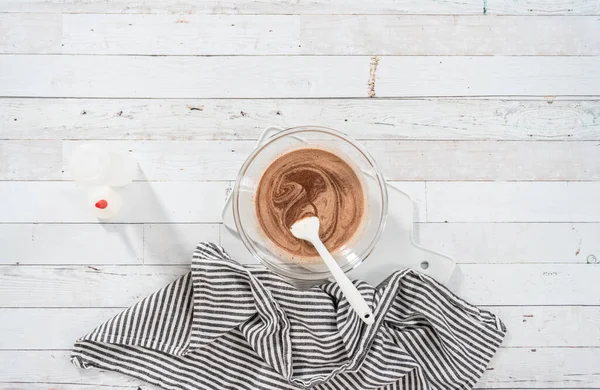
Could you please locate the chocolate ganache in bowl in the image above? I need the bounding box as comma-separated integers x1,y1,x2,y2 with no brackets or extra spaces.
233,126,388,285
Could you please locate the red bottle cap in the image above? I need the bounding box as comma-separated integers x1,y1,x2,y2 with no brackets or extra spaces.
95,199,108,209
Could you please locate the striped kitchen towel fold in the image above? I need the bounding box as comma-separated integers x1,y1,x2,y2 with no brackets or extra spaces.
71,242,506,390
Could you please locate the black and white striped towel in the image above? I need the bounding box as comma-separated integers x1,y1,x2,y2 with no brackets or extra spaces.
72,242,506,390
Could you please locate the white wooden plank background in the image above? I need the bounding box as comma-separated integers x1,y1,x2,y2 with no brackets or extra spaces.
1,0,598,15
3,222,598,265
1,0,599,389
0,0,484,14
427,182,600,222
3,98,600,141
4,138,600,181
3,306,599,348
2,55,599,98
1,264,599,306
486,0,600,15
3,14,599,55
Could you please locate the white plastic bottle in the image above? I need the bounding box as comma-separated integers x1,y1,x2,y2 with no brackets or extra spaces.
70,144,136,220
70,144,137,187
88,187,123,220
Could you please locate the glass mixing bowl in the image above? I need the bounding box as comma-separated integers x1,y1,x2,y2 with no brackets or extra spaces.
233,126,388,285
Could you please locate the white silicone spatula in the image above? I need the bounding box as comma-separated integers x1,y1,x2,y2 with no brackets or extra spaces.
291,216,375,325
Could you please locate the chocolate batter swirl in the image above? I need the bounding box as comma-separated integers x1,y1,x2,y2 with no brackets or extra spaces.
255,148,365,258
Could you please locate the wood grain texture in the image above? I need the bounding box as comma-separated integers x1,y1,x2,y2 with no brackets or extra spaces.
0,140,62,179
294,15,600,56
56,14,600,55
364,140,600,181
1,264,599,307
478,348,600,388
0,180,426,222
4,222,598,266
375,56,600,97
3,181,598,224
0,308,124,349
0,0,482,14
427,182,600,222
487,0,600,15
143,224,220,264
61,139,600,181
0,350,154,387
484,306,600,347
0,13,61,53
4,98,600,141
0,182,229,223
0,224,220,265
0,265,189,307
0,55,367,98
2,306,598,349
419,222,600,264
62,140,255,181
450,264,600,306
378,182,429,220
2,55,599,98
0,224,143,265
1,349,599,388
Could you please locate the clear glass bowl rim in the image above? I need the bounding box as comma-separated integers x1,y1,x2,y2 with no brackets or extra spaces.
232,125,389,281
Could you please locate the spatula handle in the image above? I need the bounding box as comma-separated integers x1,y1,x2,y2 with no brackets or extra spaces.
312,239,375,325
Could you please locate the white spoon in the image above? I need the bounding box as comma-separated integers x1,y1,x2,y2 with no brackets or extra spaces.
290,216,375,325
